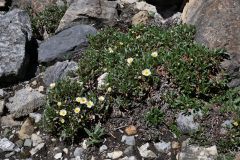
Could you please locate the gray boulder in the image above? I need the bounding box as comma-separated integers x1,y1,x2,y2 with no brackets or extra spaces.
0,9,32,84
38,25,97,63
178,142,218,160
0,138,15,152
182,0,240,87
74,147,85,158
154,141,171,153
6,88,46,118
121,135,136,146
176,111,200,134
43,60,78,86
57,0,118,31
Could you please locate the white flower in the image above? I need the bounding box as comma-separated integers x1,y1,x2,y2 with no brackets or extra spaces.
74,107,80,113
60,118,65,123
151,51,158,57
86,101,94,108
76,97,87,104
59,109,67,116
50,83,56,89
107,87,112,92
127,58,134,65
142,69,151,76
98,96,105,102
108,47,114,53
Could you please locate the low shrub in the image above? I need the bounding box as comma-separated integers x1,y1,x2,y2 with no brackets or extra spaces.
145,108,165,126
43,24,238,146
84,123,105,146
29,5,67,39
43,79,108,140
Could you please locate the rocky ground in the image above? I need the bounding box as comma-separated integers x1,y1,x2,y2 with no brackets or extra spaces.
0,0,239,160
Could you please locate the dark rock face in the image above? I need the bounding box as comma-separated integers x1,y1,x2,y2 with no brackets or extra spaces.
146,0,186,18
182,0,240,87
38,25,97,63
0,9,32,85
43,60,78,86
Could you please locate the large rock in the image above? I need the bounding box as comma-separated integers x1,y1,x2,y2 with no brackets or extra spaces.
43,60,78,86
178,143,218,160
38,25,97,63
138,143,157,158
154,141,171,153
0,138,15,152
18,118,35,140
57,0,118,31
132,11,149,25
176,111,201,134
6,88,46,118
11,0,71,13
134,1,157,13
0,0,6,7
0,115,21,127
0,9,32,84
182,0,240,87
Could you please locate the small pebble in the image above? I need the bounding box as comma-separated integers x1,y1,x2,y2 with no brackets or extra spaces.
121,135,136,146
38,86,44,92
125,125,137,136
99,145,108,153
24,139,32,147
154,141,171,153
5,151,15,158
172,141,180,149
54,153,62,159
107,151,123,159
74,147,84,157
32,80,37,86
51,138,57,142
124,146,134,156
82,140,88,149
63,148,68,154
